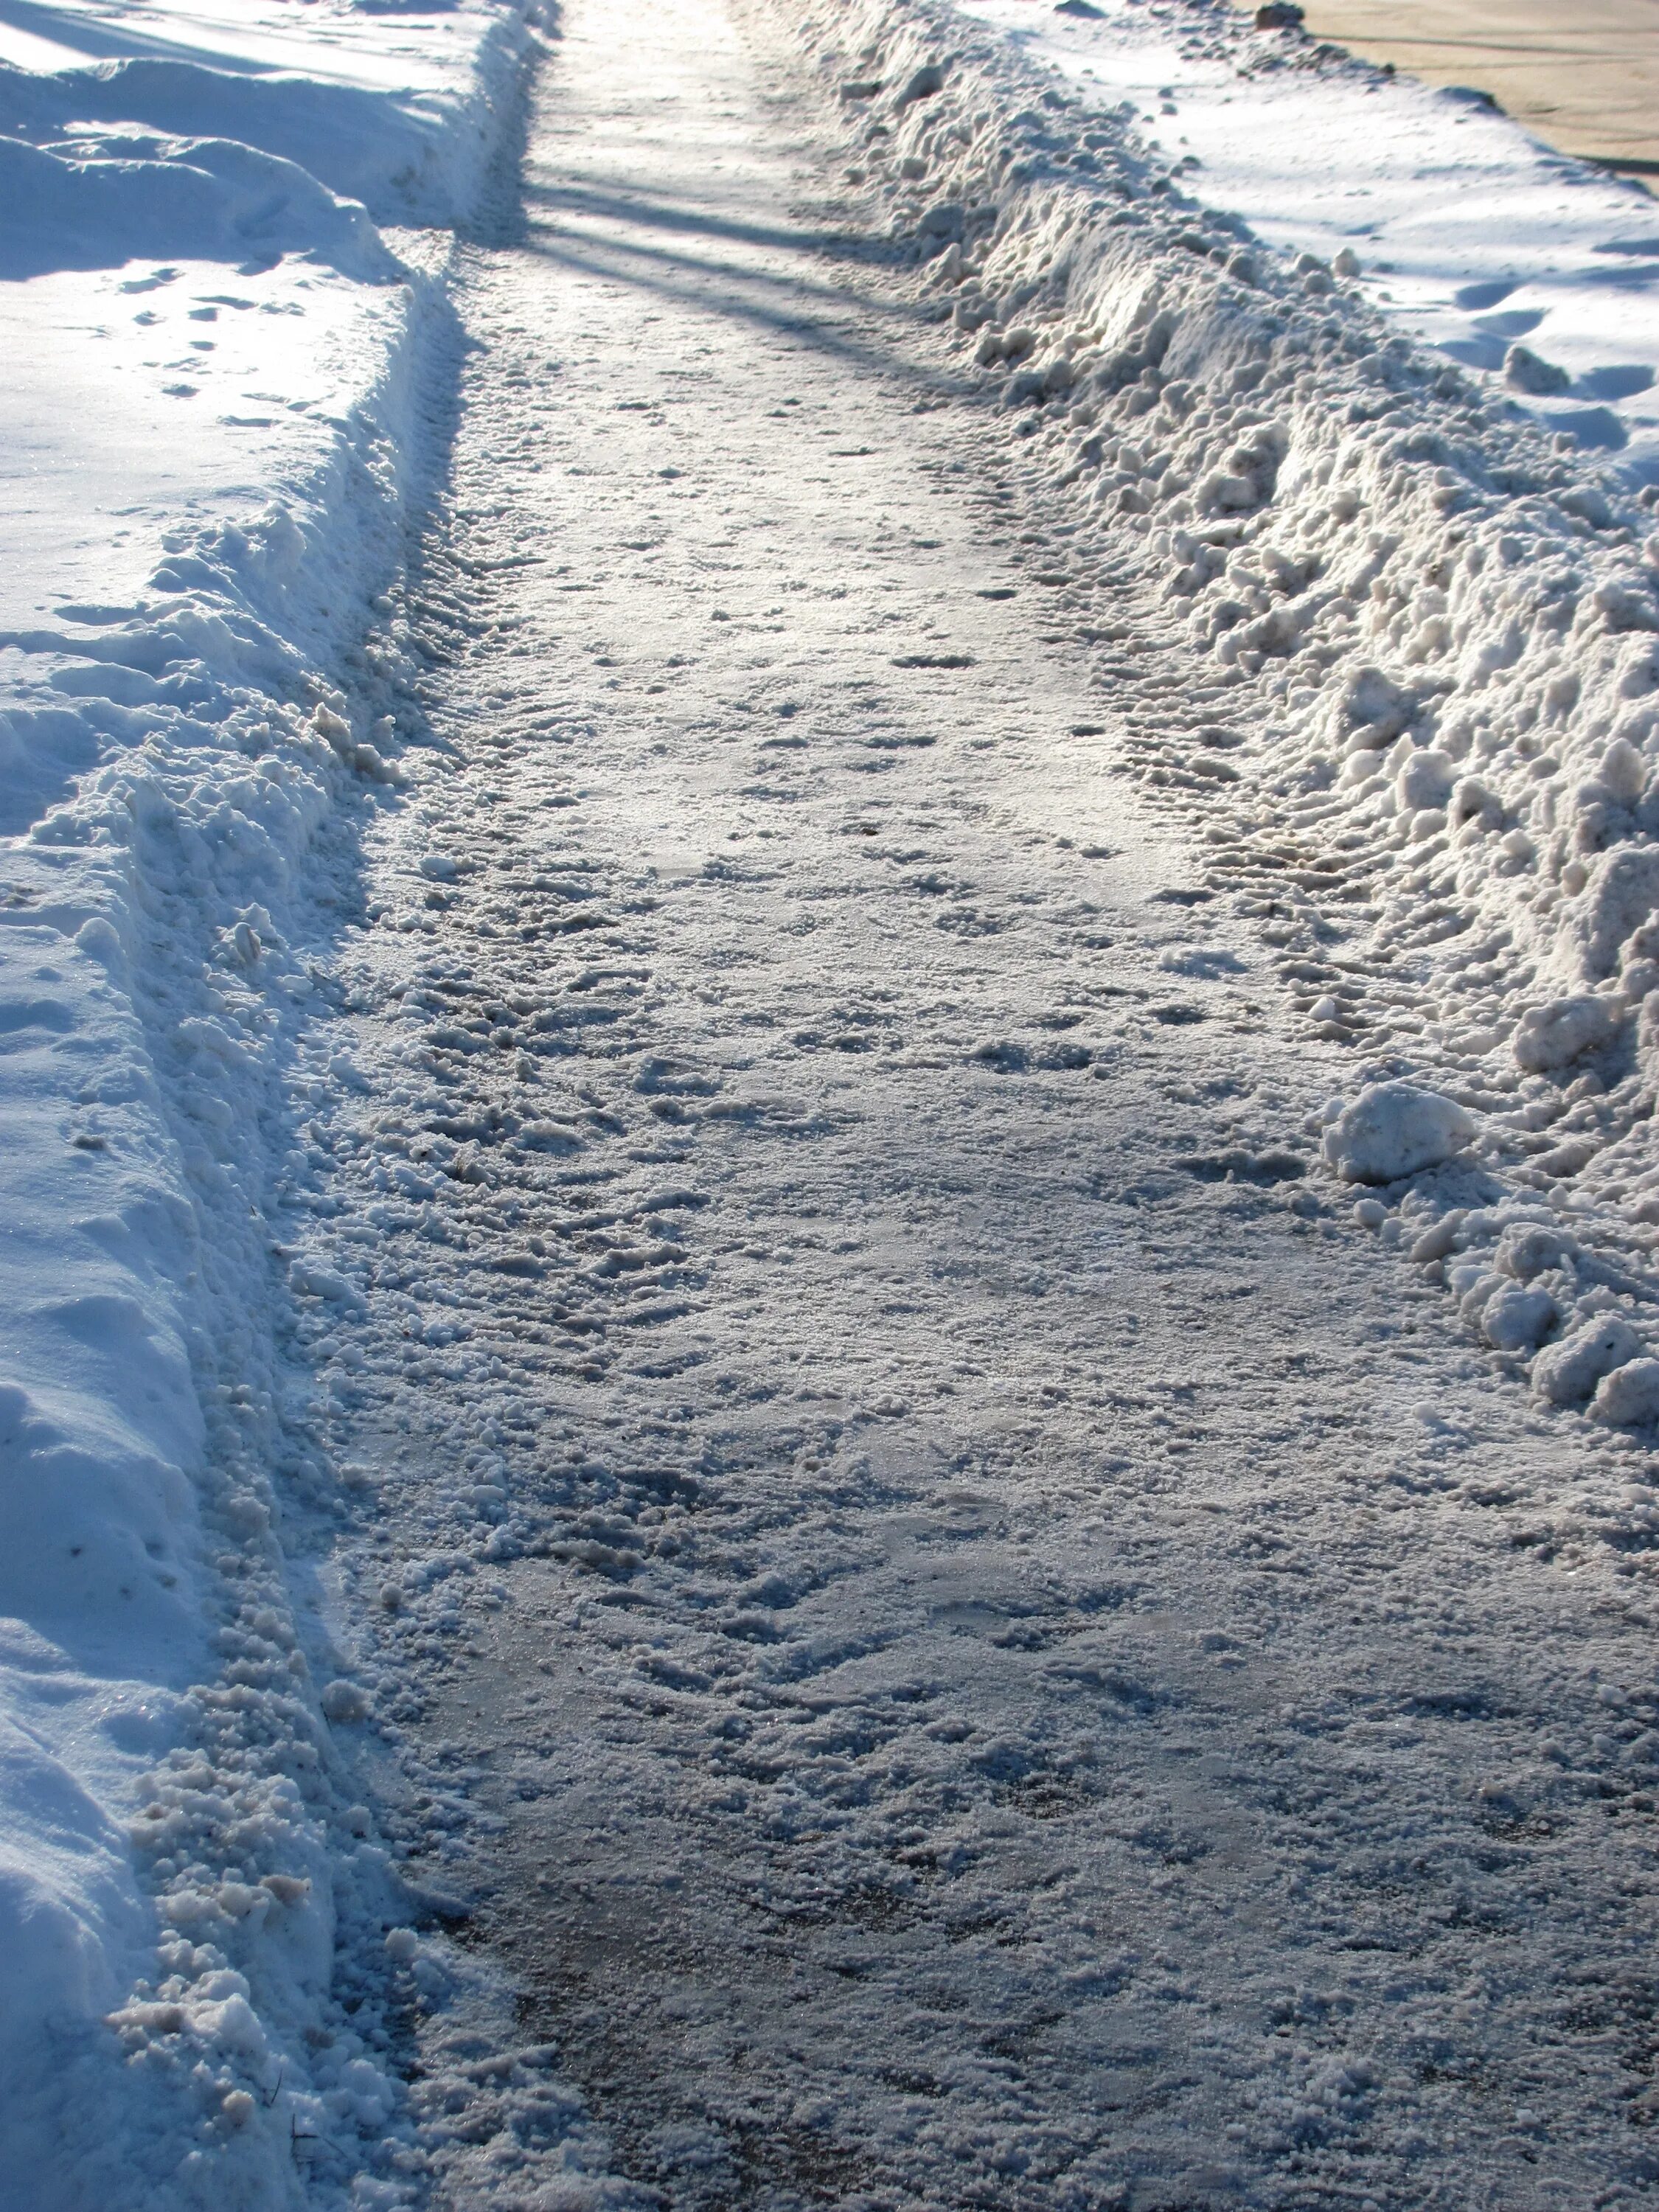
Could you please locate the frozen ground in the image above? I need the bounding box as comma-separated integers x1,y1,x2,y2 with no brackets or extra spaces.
10,0,1659,2204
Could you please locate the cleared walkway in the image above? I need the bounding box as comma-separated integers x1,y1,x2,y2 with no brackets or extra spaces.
281,0,1659,2202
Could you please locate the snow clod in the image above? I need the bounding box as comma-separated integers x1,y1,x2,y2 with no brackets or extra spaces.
319,1679,372,1724
1480,1284,1557,1353
1532,1315,1643,1406
1322,1082,1475,1184
1589,1357,1659,1428
1505,345,1571,397
1512,995,1625,1074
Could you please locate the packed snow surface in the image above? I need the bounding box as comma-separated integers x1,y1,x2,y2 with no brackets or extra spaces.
11,0,1659,2201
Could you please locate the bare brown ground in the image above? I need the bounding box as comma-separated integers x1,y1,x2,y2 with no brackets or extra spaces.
1279,0,1659,173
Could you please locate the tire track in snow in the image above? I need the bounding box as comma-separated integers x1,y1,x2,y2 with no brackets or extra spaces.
277,1,1659,2202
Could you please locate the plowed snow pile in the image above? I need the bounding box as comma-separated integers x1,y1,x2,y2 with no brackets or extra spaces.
765,0,1659,1418
0,1,538,2202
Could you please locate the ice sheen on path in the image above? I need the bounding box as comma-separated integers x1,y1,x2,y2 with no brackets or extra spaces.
265,0,1659,2202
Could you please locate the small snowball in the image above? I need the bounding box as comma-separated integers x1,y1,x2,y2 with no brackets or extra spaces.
1322,1082,1475,1184
1352,1197,1387,1228
384,1926,419,1963
320,1678,371,1724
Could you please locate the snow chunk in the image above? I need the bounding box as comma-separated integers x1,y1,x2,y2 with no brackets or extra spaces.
1480,1284,1557,1352
319,1679,372,1724
1512,995,1625,1074
1532,1315,1643,1406
1321,1083,1475,1184
1505,344,1570,397
1494,1221,1574,1281
1590,1357,1659,1427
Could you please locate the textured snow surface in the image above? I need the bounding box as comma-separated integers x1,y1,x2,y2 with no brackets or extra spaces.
771,0,1659,1405
959,0,1659,479
0,0,538,2202
266,0,1659,2203
11,0,1659,2200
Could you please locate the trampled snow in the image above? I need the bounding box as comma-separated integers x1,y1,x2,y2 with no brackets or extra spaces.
775,0,1659,1414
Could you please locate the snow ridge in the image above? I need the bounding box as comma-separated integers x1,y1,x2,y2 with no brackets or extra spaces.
0,5,539,2204
761,0,1659,1422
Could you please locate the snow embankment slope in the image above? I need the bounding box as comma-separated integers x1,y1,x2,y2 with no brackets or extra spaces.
0,4,534,2204
761,0,1659,1435
963,0,1659,481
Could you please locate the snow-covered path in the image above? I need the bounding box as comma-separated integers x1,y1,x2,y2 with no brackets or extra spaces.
283,1,1659,2202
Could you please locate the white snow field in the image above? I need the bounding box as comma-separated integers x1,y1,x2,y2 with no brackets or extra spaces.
10,0,1659,2203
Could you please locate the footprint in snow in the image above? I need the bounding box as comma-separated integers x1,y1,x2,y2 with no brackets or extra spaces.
1160,947,1246,979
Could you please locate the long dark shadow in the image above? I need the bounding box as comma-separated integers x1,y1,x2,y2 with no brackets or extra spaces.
524,175,870,259
524,225,967,386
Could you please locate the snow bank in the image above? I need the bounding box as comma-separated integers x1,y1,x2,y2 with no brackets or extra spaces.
0,1,538,2201
759,0,1659,1426
955,0,1659,483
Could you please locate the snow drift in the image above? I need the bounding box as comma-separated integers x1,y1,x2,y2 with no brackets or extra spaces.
0,1,538,2202
758,0,1659,1419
